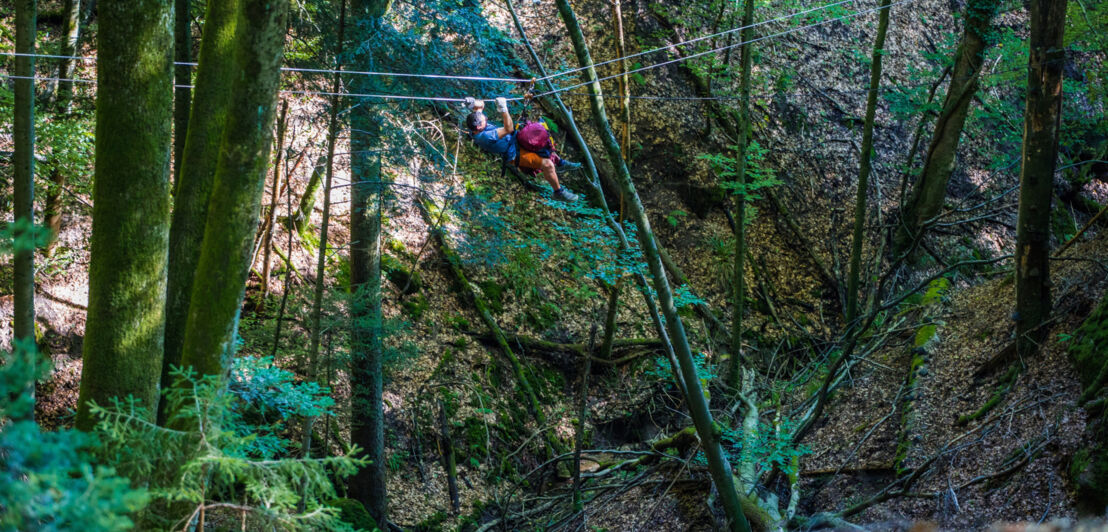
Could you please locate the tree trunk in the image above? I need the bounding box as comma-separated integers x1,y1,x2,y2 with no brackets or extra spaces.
1015,0,1067,356
176,0,288,380
845,0,892,324
13,0,37,420
347,0,390,523
894,0,1000,257
173,0,191,187
260,100,289,303
76,0,173,430
160,0,244,421
727,0,754,390
54,0,81,112
294,156,327,236
552,2,751,530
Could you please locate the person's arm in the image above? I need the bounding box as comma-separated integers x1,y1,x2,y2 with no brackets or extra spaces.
496,97,514,137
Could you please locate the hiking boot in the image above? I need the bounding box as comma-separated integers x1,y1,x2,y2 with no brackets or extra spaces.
553,187,578,202
557,159,583,172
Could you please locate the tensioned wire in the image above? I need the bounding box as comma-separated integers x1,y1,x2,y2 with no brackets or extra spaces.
0,0,871,86
532,0,920,98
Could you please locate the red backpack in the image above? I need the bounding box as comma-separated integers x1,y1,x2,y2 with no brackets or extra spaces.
514,120,554,158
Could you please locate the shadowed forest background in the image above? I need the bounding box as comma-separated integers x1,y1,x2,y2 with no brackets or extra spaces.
1,0,1107,530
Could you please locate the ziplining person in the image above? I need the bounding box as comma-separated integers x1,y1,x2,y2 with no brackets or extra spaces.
465,96,581,202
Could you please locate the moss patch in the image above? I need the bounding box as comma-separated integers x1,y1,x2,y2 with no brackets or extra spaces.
328,498,378,531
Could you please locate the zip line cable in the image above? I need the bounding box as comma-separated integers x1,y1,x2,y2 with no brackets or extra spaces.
533,0,859,82
0,0,876,86
533,0,920,98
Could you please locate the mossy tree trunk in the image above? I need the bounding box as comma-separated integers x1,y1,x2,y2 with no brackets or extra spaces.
347,0,390,524
1015,0,1067,356
175,0,288,381
13,0,37,420
160,0,243,423
173,0,191,186
76,0,173,430
894,0,999,258
294,156,326,236
260,100,289,302
727,0,754,390
552,1,750,530
845,0,892,324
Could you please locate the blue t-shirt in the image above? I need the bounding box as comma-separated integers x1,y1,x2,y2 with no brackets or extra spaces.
471,124,517,161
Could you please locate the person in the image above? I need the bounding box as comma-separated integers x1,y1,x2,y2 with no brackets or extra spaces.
465,96,580,202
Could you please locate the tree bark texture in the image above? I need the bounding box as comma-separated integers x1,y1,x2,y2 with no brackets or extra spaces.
552,1,751,530
294,156,326,236
894,0,999,256
347,1,390,521
727,0,754,390
177,0,288,380
14,0,37,420
76,0,173,430
845,0,892,324
1015,0,1067,356
161,0,243,412
173,0,192,186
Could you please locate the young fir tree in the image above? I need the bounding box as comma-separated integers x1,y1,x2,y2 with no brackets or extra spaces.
728,0,755,390
76,0,174,430
553,1,751,530
161,0,244,421
1015,0,1068,356
176,0,289,381
894,0,1000,257
347,0,392,524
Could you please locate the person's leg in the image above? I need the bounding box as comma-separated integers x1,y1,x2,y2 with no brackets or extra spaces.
539,158,561,190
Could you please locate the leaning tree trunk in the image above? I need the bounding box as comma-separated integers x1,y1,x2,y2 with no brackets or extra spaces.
54,0,81,111
727,0,755,390
160,0,243,423
173,0,192,187
13,0,37,420
44,0,81,258
175,0,288,382
893,0,1000,257
1015,0,1067,357
76,0,173,430
552,1,751,530
347,0,390,524
845,0,892,324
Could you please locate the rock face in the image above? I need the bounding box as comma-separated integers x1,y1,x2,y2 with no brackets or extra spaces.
1067,293,1108,514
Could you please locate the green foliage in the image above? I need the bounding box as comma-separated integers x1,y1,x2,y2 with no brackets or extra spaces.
699,140,781,209
721,419,810,478
91,362,365,530
0,341,149,531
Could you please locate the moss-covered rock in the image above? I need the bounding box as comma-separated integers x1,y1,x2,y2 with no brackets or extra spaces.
1067,292,1108,513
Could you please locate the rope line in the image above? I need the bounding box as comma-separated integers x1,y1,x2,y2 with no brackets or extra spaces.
533,0,920,98
0,0,872,85
534,0,859,82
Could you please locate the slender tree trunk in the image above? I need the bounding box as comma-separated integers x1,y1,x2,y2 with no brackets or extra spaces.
294,156,327,236
347,0,390,524
552,2,751,530
260,100,289,303
54,0,81,111
845,0,892,324
727,0,754,390
45,0,78,258
173,0,191,187
160,0,243,422
612,0,631,155
176,0,288,380
76,0,173,430
1015,0,1067,356
894,0,1000,257
13,0,37,420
